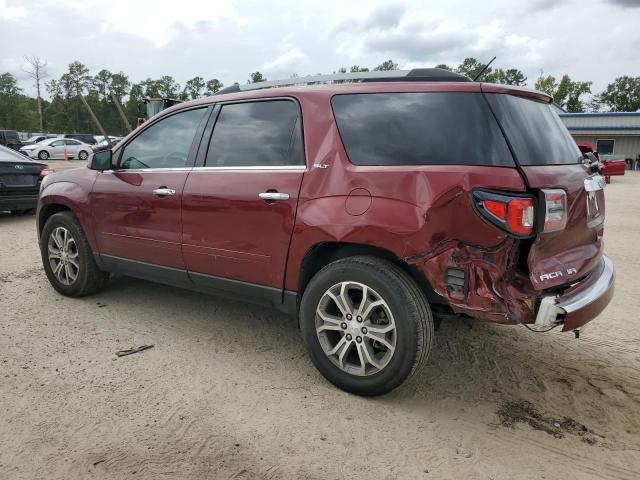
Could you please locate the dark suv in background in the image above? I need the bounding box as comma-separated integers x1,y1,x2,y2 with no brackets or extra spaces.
37,68,614,395
0,130,23,151
64,133,96,145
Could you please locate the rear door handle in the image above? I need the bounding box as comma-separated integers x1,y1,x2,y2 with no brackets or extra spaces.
259,192,290,201
153,188,176,197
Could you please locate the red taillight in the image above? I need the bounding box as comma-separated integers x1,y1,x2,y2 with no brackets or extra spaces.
39,167,55,178
484,200,506,220
473,191,536,237
507,198,535,235
541,189,567,233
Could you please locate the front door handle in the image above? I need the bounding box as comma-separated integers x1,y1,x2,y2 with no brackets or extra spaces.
153,187,176,197
259,192,290,201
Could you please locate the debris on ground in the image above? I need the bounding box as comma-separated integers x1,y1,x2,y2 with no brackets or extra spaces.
115,345,154,357
496,400,600,445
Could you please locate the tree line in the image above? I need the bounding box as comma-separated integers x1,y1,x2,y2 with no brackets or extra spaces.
1,57,639,136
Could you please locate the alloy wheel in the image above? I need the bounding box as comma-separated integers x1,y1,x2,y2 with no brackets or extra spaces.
47,226,79,285
78,150,88,160
315,281,397,376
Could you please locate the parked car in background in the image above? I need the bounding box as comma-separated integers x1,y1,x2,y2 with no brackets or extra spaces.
19,138,92,160
0,130,23,151
22,134,57,146
0,144,54,214
37,69,615,396
92,136,123,151
576,141,625,183
64,133,97,145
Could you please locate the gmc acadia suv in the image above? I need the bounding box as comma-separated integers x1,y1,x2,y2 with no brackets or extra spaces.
37,68,615,396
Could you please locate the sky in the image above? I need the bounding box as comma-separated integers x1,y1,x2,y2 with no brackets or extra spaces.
1,0,638,97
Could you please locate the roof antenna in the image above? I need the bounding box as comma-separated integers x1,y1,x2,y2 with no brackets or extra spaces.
472,56,496,81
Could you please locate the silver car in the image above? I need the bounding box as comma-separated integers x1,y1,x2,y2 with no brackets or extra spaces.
19,137,92,161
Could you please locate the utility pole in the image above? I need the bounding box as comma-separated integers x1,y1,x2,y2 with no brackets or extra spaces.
111,93,133,133
22,56,49,132
79,93,113,147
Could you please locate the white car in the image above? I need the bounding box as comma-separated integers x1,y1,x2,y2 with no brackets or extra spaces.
19,137,92,161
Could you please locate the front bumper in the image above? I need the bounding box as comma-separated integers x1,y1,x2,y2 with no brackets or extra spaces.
535,255,615,332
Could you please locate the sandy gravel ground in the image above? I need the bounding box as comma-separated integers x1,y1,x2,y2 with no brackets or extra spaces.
1,164,639,479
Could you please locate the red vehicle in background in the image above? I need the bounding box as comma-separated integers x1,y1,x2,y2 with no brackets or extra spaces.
37,69,615,395
576,142,626,183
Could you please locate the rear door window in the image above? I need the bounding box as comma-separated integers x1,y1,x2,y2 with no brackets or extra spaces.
205,100,304,167
331,92,514,167
485,94,581,166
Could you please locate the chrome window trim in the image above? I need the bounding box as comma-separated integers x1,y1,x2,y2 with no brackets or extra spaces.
105,165,306,174
193,165,306,171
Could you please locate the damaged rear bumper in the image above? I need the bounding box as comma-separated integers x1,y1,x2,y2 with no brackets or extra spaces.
535,255,615,332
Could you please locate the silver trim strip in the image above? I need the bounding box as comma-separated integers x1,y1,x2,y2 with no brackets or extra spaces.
238,70,413,91
193,165,306,171
107,165,306,173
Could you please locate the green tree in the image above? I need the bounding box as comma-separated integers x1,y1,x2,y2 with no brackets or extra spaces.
434,63,453,71
0,72,21,96
248,71,267,83
156,76,181,97
487,68,527,86
597,76,640,112
373,59,398,71
350,65,369,72
93,69,113,100
204,78,223,95
182,76,205,99
456,57,486,78
535,73,592,112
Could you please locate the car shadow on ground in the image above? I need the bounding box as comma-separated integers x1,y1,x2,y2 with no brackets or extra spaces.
92,275,640,444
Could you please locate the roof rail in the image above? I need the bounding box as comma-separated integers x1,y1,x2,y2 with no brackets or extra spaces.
215,68,470,95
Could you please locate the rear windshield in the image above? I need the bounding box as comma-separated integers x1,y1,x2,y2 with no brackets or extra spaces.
485,94,581,166
331,92,514,167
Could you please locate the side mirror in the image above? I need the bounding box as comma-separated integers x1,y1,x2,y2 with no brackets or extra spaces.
89,149,113,171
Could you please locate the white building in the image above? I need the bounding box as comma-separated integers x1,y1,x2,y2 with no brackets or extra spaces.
558,112,640,162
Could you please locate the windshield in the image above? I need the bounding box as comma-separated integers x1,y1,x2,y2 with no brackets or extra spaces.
26,136,41,142
485,94,581,166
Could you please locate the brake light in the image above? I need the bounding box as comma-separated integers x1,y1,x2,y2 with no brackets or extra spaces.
39,168,55,178
473,191,536,237
541,189,567,233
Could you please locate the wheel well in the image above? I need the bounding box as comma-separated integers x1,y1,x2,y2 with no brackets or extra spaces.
297,242,439,303
38,204,71,236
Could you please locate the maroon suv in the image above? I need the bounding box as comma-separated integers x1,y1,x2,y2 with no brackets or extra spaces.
37,68,614,396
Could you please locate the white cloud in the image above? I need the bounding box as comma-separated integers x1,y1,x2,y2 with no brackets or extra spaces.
0,0,637,96
0,0,27,19
260,48,309,77
48,0,242,47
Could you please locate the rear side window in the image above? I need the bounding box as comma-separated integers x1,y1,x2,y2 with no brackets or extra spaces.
206,100,303,167
331,93,514,167
485,94,581,166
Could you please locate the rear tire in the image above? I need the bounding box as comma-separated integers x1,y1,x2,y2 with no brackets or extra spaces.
40,211,109,297
300,256,433,396
38,150,49,160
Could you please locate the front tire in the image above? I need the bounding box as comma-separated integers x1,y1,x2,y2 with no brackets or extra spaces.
38,150,49,160
78,150,89,160
300,256,433,396
40,211,109,297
